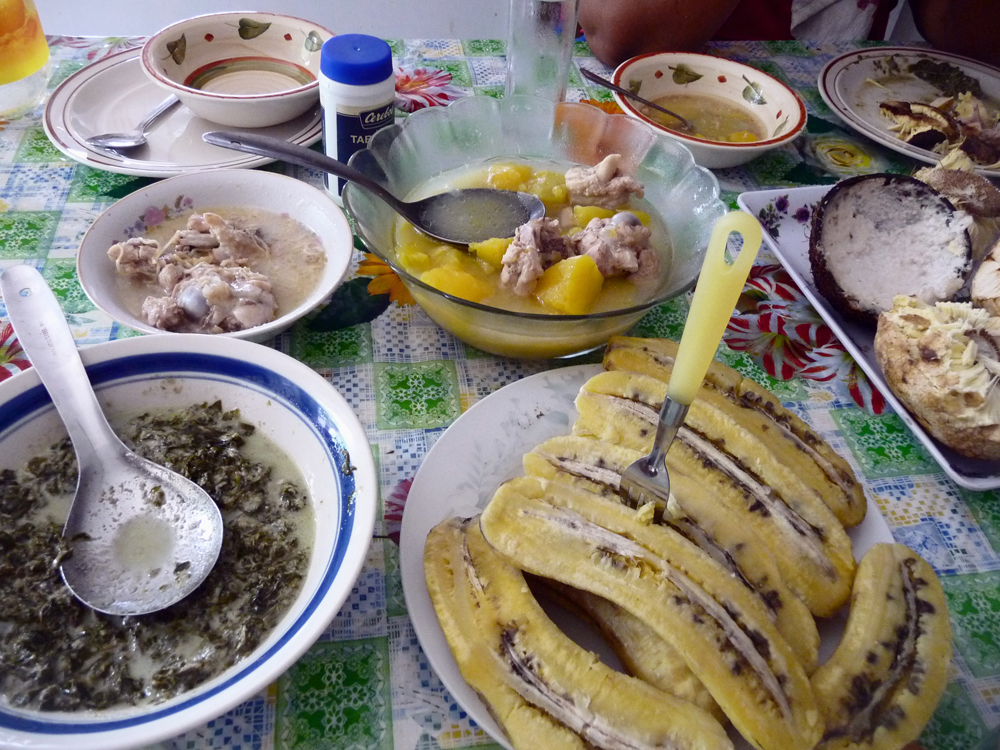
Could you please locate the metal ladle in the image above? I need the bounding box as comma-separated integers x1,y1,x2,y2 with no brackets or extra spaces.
202,131,546,246
0,265,224,616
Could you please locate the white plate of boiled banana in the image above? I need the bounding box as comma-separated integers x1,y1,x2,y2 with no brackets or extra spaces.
400,337,955,750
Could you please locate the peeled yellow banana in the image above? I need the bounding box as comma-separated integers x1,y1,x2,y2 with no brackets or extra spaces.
424,517,586,750
524,433,820,673
481,476,824,750
603,336,867,527
425,515,734,750
811,543,953,750
531,576,725,721
574,369,856,617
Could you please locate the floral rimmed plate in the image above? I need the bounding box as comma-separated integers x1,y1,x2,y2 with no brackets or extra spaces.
399,364,894,750
43,47,322,178
818,46,1000,178
738,185,1000,490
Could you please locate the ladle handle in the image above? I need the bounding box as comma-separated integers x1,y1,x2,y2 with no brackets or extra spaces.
202,131,409,215
0,265,121,464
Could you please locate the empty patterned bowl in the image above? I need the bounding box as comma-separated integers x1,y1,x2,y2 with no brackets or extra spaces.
0,333,377,749
613,51,807,169
141,11,334,128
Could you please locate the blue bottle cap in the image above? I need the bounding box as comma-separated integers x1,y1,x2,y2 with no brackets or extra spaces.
321,34,393,86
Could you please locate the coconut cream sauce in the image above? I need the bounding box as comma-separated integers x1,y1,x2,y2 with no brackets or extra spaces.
114,206,326,324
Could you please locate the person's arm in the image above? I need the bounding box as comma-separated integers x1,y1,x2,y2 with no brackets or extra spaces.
579,0,742,67
908,0,1000,67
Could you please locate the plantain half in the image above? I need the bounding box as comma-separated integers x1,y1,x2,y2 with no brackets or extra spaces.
481,476,824,750
424,516,586,750
524,433,820,673
425,515,734,750
810,543,953,750
574,369,856,616
603,336,866,527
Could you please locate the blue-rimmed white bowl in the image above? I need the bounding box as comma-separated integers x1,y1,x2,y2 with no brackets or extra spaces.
0,333,376,749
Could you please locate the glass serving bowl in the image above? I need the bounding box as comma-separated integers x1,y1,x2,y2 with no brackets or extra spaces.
344,95,726,359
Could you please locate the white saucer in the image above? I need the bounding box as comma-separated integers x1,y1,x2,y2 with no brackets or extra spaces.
43,47,322,177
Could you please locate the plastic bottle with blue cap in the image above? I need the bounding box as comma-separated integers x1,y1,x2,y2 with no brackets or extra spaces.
319,34,396,205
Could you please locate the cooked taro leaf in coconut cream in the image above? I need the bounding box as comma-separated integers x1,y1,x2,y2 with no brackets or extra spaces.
0,401,314,711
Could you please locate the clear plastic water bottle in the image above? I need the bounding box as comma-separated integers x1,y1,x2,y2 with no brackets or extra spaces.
0,0,50,119
505,0,580,102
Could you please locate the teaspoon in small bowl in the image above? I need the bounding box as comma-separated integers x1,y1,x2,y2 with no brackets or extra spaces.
580,68,691,131
85,95,181,151
202,131,546,246
0,265,224,616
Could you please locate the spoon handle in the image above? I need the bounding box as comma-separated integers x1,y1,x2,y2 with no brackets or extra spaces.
137,95,181,135
203,131,412,217
580,68,690,129
0,265,121,463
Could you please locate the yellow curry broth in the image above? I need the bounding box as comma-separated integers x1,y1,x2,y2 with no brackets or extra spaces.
392,161,656,315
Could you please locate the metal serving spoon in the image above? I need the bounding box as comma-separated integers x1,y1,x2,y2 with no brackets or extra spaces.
202,131,546,245
85,95,181,151
580,69,692,131
0,265,224,616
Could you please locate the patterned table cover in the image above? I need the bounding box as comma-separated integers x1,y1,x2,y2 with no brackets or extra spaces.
2,35,998,750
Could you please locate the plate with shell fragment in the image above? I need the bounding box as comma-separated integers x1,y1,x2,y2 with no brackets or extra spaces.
738,184,1000,490
400,363,894,749
818,46,1000,177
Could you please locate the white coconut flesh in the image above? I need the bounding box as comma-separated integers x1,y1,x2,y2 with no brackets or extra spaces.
815,178,973,315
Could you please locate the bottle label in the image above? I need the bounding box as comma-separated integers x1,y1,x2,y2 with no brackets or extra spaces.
333,101,395,195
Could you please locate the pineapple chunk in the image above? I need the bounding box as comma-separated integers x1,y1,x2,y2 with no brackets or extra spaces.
572,205,615,226
421,267,491,303
573,205,651,227
468,236,512,269
525,170,569,209
397,248,432,274
428,244,465,269
487,163,534,192
535,255,604,315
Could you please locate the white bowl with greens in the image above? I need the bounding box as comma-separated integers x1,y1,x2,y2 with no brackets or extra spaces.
0,333,376,749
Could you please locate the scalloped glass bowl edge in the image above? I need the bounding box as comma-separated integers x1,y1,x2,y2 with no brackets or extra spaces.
344,95,725,359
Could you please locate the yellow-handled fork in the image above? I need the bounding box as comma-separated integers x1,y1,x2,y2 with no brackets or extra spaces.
618,210,762,510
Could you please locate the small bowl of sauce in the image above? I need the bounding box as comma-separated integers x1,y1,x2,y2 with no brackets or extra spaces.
612,52,807,169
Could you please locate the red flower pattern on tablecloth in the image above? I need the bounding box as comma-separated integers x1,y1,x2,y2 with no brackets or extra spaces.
383,477,412,545
394,66,467,112
0,324,30,381
724,264,886,414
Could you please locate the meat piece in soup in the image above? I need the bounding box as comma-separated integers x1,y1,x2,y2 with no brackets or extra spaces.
394,156,666,316
108,209,326,334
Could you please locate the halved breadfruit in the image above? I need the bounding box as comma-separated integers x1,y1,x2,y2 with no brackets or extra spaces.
874,295,1000,459
809,173,972,325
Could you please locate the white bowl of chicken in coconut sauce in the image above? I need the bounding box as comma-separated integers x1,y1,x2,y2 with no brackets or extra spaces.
77,169,353,343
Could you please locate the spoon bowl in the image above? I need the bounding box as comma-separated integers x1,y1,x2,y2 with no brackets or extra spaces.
0,265,223,616
85,95,180,151
202,131,546,245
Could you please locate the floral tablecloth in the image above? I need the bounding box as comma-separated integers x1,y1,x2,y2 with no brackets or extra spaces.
2,34,998,750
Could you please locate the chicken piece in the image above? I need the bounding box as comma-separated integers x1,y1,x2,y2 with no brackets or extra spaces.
161,212,270,267
564,154,644,209
499,218,571,296
107,237,162,280
568,212,659,280
142,263,277,333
